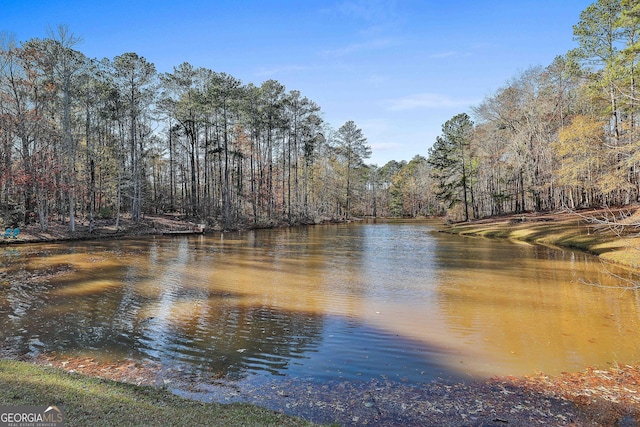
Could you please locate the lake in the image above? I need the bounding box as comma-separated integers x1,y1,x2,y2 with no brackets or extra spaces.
0,220,638,393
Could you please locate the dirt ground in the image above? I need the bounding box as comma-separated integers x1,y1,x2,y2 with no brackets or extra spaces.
0,213,204,244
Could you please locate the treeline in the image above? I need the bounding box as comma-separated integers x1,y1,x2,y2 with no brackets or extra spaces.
428,0,640,221
0,26,437,231
5,0,629,231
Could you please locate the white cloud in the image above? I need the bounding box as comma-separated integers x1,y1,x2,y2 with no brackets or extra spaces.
429,51,461,59
386,93,479,111
321,38,394,57
254,64,311,78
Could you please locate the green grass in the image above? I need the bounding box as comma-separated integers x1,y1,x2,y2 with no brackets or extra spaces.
0,360,318,427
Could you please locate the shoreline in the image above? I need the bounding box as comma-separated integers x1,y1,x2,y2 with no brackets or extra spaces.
2,210,640,425
0,213,359,246
3,352,639,426
442,207,640,271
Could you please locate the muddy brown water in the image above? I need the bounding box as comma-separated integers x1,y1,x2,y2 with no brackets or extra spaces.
1,220,638,393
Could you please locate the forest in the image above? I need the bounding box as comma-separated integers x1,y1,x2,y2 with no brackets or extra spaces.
0,27,384,231
0,0,638,231
429,0,640,221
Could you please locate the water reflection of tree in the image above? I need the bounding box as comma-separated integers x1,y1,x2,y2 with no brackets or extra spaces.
431,235,640,376
0,279,53,357
0,241,326,381
571,208,640,289
0,247,73,357
161,304,325,378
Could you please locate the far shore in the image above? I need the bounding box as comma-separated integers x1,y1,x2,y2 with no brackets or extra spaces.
442,206,640,271
0,213,357,246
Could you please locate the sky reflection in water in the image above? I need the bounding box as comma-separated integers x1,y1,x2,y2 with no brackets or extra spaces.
0,221,639,387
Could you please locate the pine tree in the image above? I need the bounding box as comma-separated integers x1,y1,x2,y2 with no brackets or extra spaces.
334,120,371,217
428,113,474,221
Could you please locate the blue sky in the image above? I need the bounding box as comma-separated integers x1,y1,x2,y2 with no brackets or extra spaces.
2,1,591,165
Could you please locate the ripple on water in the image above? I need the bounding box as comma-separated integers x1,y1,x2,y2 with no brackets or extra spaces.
0,222,639,389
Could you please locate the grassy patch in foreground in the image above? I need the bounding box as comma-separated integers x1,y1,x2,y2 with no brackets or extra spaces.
0,360,317,427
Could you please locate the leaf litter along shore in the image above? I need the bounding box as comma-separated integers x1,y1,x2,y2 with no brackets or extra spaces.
2,211,640,426
20,353,639,426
